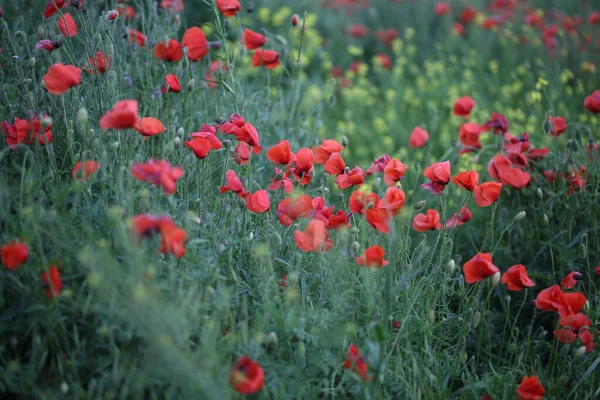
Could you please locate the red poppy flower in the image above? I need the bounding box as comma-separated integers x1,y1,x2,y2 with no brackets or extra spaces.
99,100,138,130
453,96,476,117
366,206,393,234
328,210,351,230
322,153,345,176
409,126,429,148
383,158,408,186
458,122,482,154
375,54,392,70
376,28,399,47
131,159,184,196
356,245,389,268
43,0,66,18
128,29,147,47
589,11,600,25
85,52,111,74
559,313,592,333
35,39,62,51
246,190,270,213
3,115,53,149
41,266,63,298
311,197,334,222
349,24,368,38
133,117,166,137
501,264,535,291
473,182,502,207
118,5,135,20
379,186,406,216
453,22,465,36
463,253,499,284
579,328,596,352
106,9,119,20
266,140,296,165
344,344,369,382
313,139,342,164
349,190,379,215
293,148,314,185
535,285,587,318
1,240,29,271
160,74,181,93
216,0,241,17
584,90,600,113
412,209,441,232
482,112,509,135
277,195,313,226
220,169,246,197
233,142,250,165
517,376,544,400
243,28,267,50
336,166,366,190
57,13,77,37
560,271,582,289
268,168,294,193
459,6,477,24
230,356,264,394
498,166,530,189
252,49,280,69
553,327,578,343
294,219,326,252
445,205,472,229
159,223,186,258
185,132,222,159
421,161,451,195
43,63,82,94
182,27,209,61
72,160,100,181
233,123,262,153
365,154,391,175
434,2,450,16
452,170,479,192
131,214,173,239
160,0,184,12
547,116,567,137
154,39,183,62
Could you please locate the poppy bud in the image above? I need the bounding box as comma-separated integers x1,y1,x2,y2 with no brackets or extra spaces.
560,343,571,357
508,343,517,353
105,41,115,56
174,137,181,147
584,300,590,312
579,243,587,258
373,177,381,187
111,141,120,151
247,1,255,12
536,188,543,200
351,241,360,254
557,375,569,386
341,136,349,147
566,139,578,151
350,227,360,234
216,116,225,125
291,14,299,27
575,346,587,357
176,127,184,137
77,107,88,124
513,211,526,222
60,382,69,394
40,116,53,129
542,214,549,225
225,20,231,31
491,271,501,287
297,342,306,368
187,79,195,91
460,351,468,364
427,310,435,324
37,25,45,39
413,200,426,210
28,57,36,68
446,259,456,274
471,311,481,328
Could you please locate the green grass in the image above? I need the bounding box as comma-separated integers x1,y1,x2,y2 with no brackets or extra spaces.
1,0,600,398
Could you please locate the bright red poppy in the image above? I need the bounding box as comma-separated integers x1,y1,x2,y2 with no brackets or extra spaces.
501,264,535,291
344,344,369,382
535,285,587,317
383,158,408,186
294,219,326,252
41,266,63,298
252,49,280,69
72,160,100,181
324,153,346,176
185,132,222,159
99,100,138,130
1,240,29,271
162,74,181,93
159,223,186,258
243,28,267,50
349,190,379,215
463,253,499,284
277,195,313,226
57,13,77,37
409,126,429,148
314,139,342,164
356,246,389,268
246,190,271,213
458,122,482,154
421,161,451,195
220,169,246,197
3,115,53,149
336,166,365,189
517,376,544,400
85,52,111,74
43,63,82,94
266,140,296,165
230,356,264,394
559,313,592,333
182,27,209,61
560,271,582,289
473,182,502,207
128,29,147,47
379,186,406,216
434,2,450,16
234,142,251,165
293,148,314,185
154,39,183,62
133,117,166,137
453,96,476,117
216,0,241,17
452,170,479,192
43,0,66,18
328,210,351,230
131,159,184,196
412,209,441,232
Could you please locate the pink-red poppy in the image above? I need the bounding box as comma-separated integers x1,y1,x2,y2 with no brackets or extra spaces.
243,28,267,50
162,74,181,93
517,376,544,400
409,126,429,148
412,209,441,232
246,190,271,213
99,100,138,130
72,161,100,181
182,27,209,61
473,182,502,207
35,39,62,51
57,13,77,37
85,52,111,74
230,356,264,394
252,49,280,69
365,154,391,175
1,240,29,271
356,246,389,268
41,266,63,298
463,253,499,284
501,264,535,291
421,161,451,195
560,271,582,289
131,159,184,196
453,96,476,117
154,39,183,62
277,195,313,226
383,158,408,186
458,122,482,153
452,170,479,192
268,168,294,193
445,205,472,229
216,0,241,17
294,219,326,252
220,169,246,197
336,166,366,190
42,63,82,94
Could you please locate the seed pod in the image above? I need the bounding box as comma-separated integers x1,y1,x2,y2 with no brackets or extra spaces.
536,188,543,200
446,259,456,274
491,271,501,287
414,200,426,210
427,310,435,324
471,311,481,328
174,137,181,147
187,78,195,91
37,25,45,39
513,211,526,222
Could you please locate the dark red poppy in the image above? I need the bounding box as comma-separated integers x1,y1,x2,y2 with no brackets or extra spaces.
501,264,535,291
560,271,582,289
154,39,183,62
41,266,63,298
43,63,82,94
1,240,29,271
463,253,499,284
453,96,476,117
252,49,280,69
230,356,264,394
43,0,66,18
35,39,62,51
131,159,184,196
482,112,509,135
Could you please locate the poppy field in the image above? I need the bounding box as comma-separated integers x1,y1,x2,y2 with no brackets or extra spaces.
2,0,600,398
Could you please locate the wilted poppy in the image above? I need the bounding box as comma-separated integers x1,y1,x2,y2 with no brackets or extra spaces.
314,139,342,164
453,96,476,117
43,63,82,94
182,27,209,61
344,344,369,382
41,266,63,298
452,170,479,192
482,112,509,135
409,126,429,148
267,140,296,165
57,13,77,37
463,253,499,284
243,28,267,50
85,52,111,74
1,240,29,271
412,209,441,232
99,100,139,130
445,205,472,229
220,169,246,197
162,74,181,93
383,158,408,186
252,49,280,69
133,117,166,137
154,39,183,62
517,376,544,400
35,39,62,51
230,356,264,394
356,245,389,268
72,160,100,181
216,0,241,17
294,219,326,252
560,271,582,289
365,154,391,175
421,161,451,195
473,182,502,207
501,264,535,291
131,159,184,196
246,190,270,213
